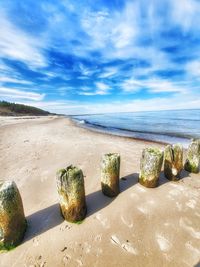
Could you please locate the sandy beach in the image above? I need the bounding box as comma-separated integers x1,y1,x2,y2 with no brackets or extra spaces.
0,116,200,267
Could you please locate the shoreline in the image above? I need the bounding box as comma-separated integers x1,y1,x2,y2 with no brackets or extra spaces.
0,115,168,146
69,117,185,147
0,116,200,267
70,117,169,146
70,110,198,148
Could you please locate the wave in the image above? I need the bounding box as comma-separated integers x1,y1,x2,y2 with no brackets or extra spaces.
75,119,196,140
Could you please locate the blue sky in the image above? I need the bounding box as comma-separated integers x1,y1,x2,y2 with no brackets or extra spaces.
0,0,200,114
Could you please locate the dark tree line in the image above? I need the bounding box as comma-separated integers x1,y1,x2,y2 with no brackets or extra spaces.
0,101,50,116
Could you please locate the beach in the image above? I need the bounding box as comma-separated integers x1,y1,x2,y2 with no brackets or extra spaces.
0,116,200,267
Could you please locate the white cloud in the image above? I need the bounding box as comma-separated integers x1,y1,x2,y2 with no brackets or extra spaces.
111,2,138,49
0,77,33,85
98,67,118,78
122,79,143,92
146,80,186,93
78,63,99,76
121,78,186,93
78,87,97,96
170,0,200,32
0,11,47,68
186,60,200,78
80,2,139,56
81,10,111,49
95,82,110,95
0,87,45,101
78,82,110,96
79,92,97,96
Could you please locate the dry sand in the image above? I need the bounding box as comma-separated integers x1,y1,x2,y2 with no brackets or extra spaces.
0,116,200,267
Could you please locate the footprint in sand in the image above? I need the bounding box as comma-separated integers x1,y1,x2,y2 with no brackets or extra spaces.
76,259,83,266
27,255,46,267
156,234,172,252
96,213,110,229
175,201,182,211
32,237,39,247
110,235,138,255
120,215,133,228
179,218,200,239
63,254,71,265
83,242,92,254
60,224,72,231
95,234,102,242
137,205,149,215
185,199,197,209
96,247,103,257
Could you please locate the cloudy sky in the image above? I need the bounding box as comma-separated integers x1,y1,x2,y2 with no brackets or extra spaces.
0,0,200,114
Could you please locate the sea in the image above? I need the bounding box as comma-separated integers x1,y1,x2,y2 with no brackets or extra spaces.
71,109,200,148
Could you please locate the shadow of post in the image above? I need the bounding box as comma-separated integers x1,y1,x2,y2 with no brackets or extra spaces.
86,172,138,218
21,169,191,244
23,203,64,243
22,172,138,243
159,169,190,186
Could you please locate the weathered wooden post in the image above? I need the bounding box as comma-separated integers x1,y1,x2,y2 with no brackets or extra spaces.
139,148,163,188
101,153,120,197
56,165,87,222
0,180,27,250
184,139,200,173
164,144,183,181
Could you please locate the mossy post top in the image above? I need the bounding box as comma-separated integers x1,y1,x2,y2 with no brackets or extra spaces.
189,138,200,149
57,165,83,181
164,143,183,157
102,153,120,160
170,143,183,150
143,147,163,157
191,138,200,143
0,180,15,191
0,180,18,199
187,139,200,157
101,153,120,173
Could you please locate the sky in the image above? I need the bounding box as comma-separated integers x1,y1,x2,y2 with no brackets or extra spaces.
0,0,200,114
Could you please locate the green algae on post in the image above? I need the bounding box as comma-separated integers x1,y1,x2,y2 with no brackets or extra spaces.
139,147,163,188
56,165,87,222
0,180,27,251
164,144,183,181
101,153,120,197
184,139,200,173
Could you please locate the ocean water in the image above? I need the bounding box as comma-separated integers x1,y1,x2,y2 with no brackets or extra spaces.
72,109,200,147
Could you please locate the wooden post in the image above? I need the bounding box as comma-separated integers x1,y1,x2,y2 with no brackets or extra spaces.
184,139,200,173
0,181,27,250
101,153,120,197
164,144,183,181
139,148,163,188
56,165,87,222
